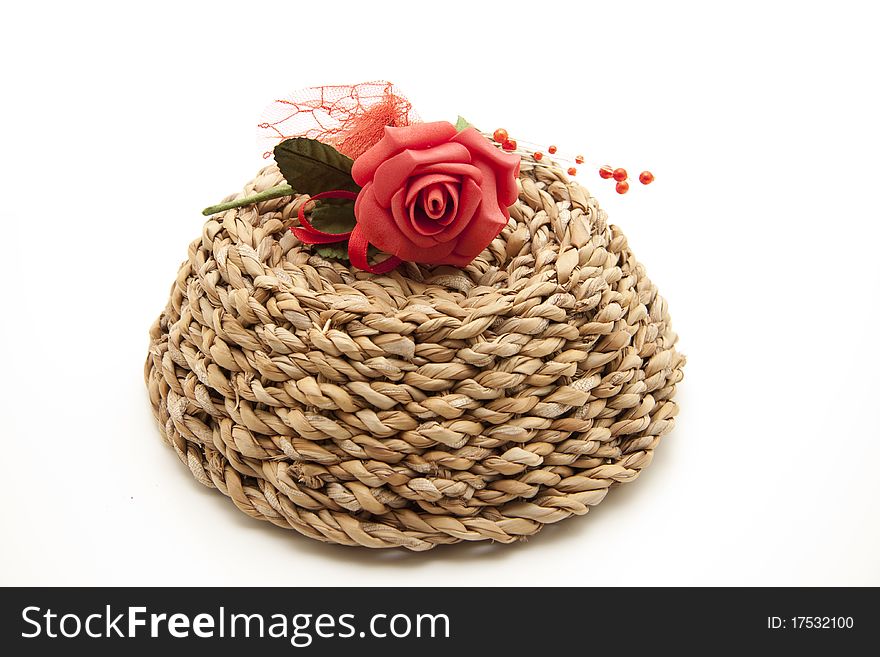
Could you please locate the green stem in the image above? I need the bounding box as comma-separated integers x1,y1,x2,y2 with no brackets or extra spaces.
201,184,295,216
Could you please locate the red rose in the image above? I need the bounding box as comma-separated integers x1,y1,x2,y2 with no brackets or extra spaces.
351,121,521,267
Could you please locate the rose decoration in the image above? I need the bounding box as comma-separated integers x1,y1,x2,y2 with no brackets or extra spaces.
350,121,520,267
202,87,523,273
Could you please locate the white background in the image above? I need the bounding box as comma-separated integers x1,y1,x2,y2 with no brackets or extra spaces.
2,0,878,586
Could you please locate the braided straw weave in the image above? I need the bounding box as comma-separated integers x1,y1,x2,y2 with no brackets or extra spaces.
145,159,685,551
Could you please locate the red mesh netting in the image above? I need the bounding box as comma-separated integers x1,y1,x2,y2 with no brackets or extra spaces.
257,81,420,161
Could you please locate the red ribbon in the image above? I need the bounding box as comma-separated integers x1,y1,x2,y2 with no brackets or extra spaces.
292,190,357,244
348,225,402,274
292,190,401,274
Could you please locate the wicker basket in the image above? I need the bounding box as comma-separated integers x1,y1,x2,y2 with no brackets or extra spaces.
145,158,685,551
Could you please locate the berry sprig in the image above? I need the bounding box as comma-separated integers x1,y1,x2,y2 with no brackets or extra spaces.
598,165,654,194
490,126,654,195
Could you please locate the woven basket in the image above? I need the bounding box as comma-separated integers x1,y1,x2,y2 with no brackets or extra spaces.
145,158,685,551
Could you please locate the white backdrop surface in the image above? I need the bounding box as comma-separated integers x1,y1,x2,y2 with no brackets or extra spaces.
2,0,878,586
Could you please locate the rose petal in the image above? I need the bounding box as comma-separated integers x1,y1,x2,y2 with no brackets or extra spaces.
448,177,509,262
389,189,444,248
468,157,511,221
437,182,460,225
369,143,471,206
431,177,481,242
411,162,483,186
404,174,459,208
452,127,521,207
410,203,446,236
351,121,458,185
398,239,457,264
422,184,448,220
353,182,411,248
448,216,506,263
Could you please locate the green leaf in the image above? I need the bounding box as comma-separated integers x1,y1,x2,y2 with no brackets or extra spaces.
454,115,472,132
273,138,361,196
309,200,356,235
316,245,350,261
315,240,383,264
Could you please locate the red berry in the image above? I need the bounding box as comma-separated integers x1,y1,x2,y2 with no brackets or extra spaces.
599,165,614,179
613,168,627,182
616,180,629,194
534,151,543,161
548,145,558,154
567,167,577,176
501,139,517,151
639,170,655,185
575,155,584,164
493,128,508,142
